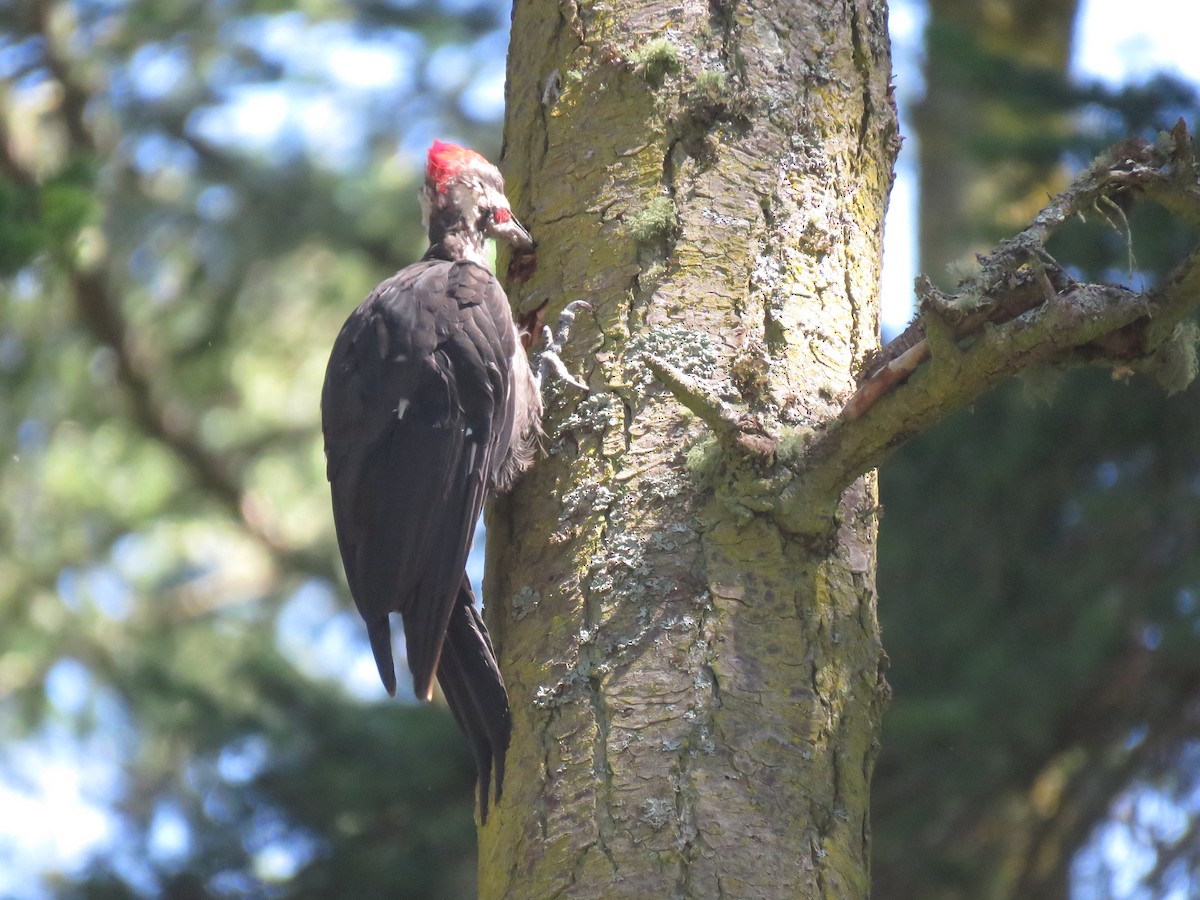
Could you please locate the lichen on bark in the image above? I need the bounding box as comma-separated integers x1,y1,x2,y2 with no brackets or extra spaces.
481,0,897,896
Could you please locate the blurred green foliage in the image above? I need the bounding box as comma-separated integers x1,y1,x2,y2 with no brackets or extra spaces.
875,7,1200,897
0,0,510,895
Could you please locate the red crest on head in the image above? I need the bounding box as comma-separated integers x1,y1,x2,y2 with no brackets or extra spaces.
426,140,489,193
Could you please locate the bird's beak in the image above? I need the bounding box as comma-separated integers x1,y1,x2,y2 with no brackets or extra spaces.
492,214,534,252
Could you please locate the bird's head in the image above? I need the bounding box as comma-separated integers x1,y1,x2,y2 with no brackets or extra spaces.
421,140,533,262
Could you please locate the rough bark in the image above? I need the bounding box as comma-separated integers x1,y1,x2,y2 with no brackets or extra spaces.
480,0,1200,895
482,0,897,896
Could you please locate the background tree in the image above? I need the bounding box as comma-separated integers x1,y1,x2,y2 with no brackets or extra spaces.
873,4,1200,898
916,0,1081,282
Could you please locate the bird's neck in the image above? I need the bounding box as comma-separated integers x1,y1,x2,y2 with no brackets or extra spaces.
423,209,490,268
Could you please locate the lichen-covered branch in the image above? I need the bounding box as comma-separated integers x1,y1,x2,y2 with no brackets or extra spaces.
771,123,1200,532
644,356,777,458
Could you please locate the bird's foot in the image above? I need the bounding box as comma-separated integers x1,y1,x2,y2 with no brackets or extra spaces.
535,300,590,393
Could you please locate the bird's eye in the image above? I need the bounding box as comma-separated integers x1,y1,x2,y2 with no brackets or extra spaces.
492,207,511,224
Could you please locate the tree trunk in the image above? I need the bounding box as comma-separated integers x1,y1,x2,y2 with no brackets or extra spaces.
917,0,1080,283
481,0,897,895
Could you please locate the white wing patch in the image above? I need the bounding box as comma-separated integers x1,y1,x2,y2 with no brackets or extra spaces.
375,318,389,359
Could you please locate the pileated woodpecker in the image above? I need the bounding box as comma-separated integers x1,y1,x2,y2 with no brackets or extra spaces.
321,141,542,821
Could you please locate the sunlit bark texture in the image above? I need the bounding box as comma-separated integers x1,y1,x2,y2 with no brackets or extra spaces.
481,0,897,896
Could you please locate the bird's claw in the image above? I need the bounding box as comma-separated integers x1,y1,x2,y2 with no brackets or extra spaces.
536,300,591,393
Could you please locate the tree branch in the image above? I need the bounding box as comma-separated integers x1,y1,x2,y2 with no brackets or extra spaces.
773,124,1200,533
645,356,779,458
644,356,743,437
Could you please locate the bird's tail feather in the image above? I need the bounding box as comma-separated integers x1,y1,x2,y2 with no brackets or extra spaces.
437,576,511,823
366,616,397,697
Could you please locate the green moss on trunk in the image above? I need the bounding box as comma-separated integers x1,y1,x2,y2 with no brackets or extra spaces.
482,0,898,896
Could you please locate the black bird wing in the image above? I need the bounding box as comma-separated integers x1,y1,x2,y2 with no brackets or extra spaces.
321,259,518,702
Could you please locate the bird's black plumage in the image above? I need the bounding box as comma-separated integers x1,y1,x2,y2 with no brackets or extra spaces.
438,576,511,821
324,259,512,683
322,248,531,817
